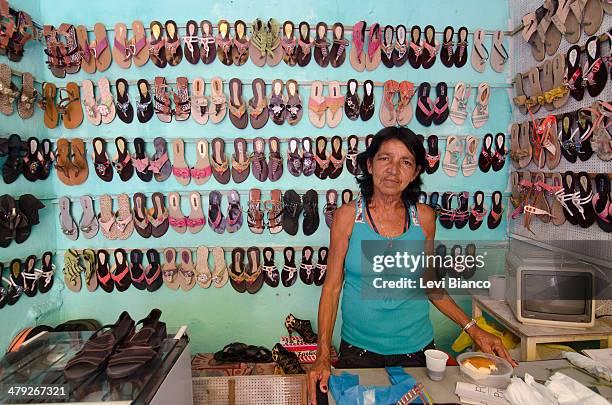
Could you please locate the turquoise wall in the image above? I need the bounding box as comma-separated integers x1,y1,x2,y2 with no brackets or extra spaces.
1,0,511,355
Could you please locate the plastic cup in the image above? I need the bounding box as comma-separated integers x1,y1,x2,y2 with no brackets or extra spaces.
424,349,449,381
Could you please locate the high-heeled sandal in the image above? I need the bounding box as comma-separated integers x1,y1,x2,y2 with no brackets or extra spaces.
284,313,317,343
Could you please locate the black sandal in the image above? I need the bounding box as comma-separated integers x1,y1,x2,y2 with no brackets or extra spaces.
262,247,279,288
281,247,298,287
299,246,315,285
314,247,328,286
22,254,38,297
37,251,54,294
2,134,24,184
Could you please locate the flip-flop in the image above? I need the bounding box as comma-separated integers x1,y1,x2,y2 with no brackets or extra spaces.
248,78,269,129
552,53,569,109
153,76,172,123
479,133,494,172
59,196,78,240
76,25,96,74
252,137,268,182
286,137,302,177
191,77,209,125
450,82,470,125
262,248,279,287
325,81,343,128
40,82,59,129
62,250,82,293
559,113,577,163
513,73,528,115
323,191,338,228
296,21,313,67
112,136,133,182
200,20,216,65
232,20,250,66
308,80,326,128
173,77,191,121
151,137,172,182
593,174,612,232
129,249,146,291
314,247,328,286
469,191,487,231
329,22,348,68
0,64,16,116
393,24,409,67
359,80,375,122
440,26,454,68
92,23,111,71
541,1,562,56
79,195,99,239
380,25,395,68
132,137,152,182
491,133,507,172
575,171,596,228
490,31,508,73
192,139,212,185
396,81,415,126
552,0,581,43
98,194,117,240
282,190,302,236
379,79,398,127
187,191,205,234
183,20,200,65
424,135,440,174
133,192,152,238
407,25,422,69
328,136,345,179
365,23,382,71
150,192,169,238
516,122,533,169
523,10,545,61
210,76,227,124
172,138,191,186
131,20,149,67
226,190,244,233
229,248,247,293
281,21,297,66
113,22,131,69
471,82,490,128
432,82,449,125
442,136,461,177
566,45,585,101
421,25,438,69
268,79,286,125
115,194,134,240
346,135,360,175
314,136,330,180
282,247,298,287
286,79,303,125
313,22,330,67
178,249,196,291
110,249,131,292
299,246,315,285
302,137,316,176
162,248,180,291
541,60,555,111
136,79,154,123
584,36,608,98
196,246,212,289
145,249,163,292
349,20,366,71
168,192,186,234
149,21,167,68
487,191,504,230
246,188,264,234
115,78,133,124
463,136,479,176
211,247,228,288
98,77,116,124
81,79,101,125
211,138,230,184
17,72,37,119
59,82,83,129
208,191,226,234
70,138,89,185
164,20,183,66
268,137,283,181
415,82,434,127
91,137,112,182
454,26,469,67
582,0,604,36
231,137,251,183
471,29,488,73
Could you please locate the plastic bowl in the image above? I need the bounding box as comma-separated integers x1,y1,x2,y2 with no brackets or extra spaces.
456,352,513,388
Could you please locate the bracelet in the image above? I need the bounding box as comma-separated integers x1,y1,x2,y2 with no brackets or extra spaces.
463,318,477,332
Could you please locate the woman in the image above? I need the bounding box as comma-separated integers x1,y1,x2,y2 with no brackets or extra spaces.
307,127,515,402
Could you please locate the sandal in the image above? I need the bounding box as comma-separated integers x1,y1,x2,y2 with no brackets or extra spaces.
286,79,303,125
145,249,163,292
314,247,328,286
245,247,263,294
191,77,209,125
211,137,230,184
454,26,469,67
151,137,172,182
149,21,167,68
425,135,440,174
183,20,200,64
324,189,338,228
268,79,286,125
249,18,267,67
302,189,320,236
360,80,375,121
110,249,131,292
440,26,454,68
178,249,196,291
133,137,152,182
479,133,495,172
286,137,302,177
432,82,449,125
149,192,169,238
365,23,382,71
421,25,439,69
39,82,59,129
216,19,233,66
229,248,246,293
302,137,316,176
79,195,99,239
308,80,326,128
328,135,345,179
314,136,330,180
168,192,187,234
325,81,344,128
162,248,180,291
492,133,507,172
593,174,612,232
442,136,462,177
415,82,434,127
281,21,297,66
329,22,348,68
173,76,191,121
232,20,250,66
91,23,111,71
196,246,212,289
262,247,279,287
53,137,72,185
487,191,504,230
247,188,264,234
490,30,508,73
248,78,269,129
469,191,487,231
63,249,83,292
252,137,268,182
471,82,490,128
344,78,360,121
210,76,227,124
296,21,313,67
114,194,134,240
90,137,111,182
37,252,55,294
266,189,283,234
231,137,251,183
350,20,366,71
463,136,480,177
133,192,152,238
283,190,302,236
172,138,191,186
583,35,608,98
226,190,243,233
208,190,227,234
57,82,83,129
299,246,315,285
153,76,172,123
113,136,134,182
82,248,97,292
268,137,283,181
313,22,330,67
212,246,229,288
59,196,78,241
346,135,360,175
17,72,37,119
396,80,415,126
228,78,248,129
471,29,488,73
408,25,422,69
164,20,183,66
187,191,206,234
81,79,101,125
136,79,154,123
191,139,212,185
97,77,116,124
393,24,409,67
282,247,298,287
200,20,216,64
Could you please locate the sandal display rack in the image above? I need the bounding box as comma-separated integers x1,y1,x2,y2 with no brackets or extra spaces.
508,0,612,265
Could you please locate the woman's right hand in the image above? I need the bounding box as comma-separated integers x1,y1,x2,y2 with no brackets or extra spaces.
307,356,331,405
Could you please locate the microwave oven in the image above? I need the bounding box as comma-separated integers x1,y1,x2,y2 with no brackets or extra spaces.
505,251,595,328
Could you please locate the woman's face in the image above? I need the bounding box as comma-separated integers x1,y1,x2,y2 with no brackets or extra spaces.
366,138,421,197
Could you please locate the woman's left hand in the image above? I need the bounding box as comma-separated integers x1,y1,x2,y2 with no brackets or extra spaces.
468,326,518,367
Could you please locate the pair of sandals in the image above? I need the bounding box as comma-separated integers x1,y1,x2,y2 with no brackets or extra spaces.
308,136,345,180
515,56,569,113
1,135,52,184
206,190,242,234
165,191,207,235
344,79,375,122
247,188,283,235
91,137,133,182
133,192,170,238
441,135,483,177
214,342,272,363
0,66,37,118
0,194,44,248
208,137,255,184
170,138,213,185
308,80,344,128
282,189,320,236
379,80,416,126
439,191,504,230
281,246,328,287
0,4,36,62
52,138,88,186
39,81,83,129
229,247,264,293
0,253,54,310
43,24,85,77
470,29,508,73
414,82,449,127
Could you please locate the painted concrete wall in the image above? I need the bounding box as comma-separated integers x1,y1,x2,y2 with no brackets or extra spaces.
1,0,511,355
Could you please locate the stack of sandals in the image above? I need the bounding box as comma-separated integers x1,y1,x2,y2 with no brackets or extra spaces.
0,252,54,309
0,1,37,61
63,309,168,380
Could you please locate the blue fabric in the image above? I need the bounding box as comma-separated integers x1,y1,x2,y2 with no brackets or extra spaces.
340,196,434,355
329,367,424,405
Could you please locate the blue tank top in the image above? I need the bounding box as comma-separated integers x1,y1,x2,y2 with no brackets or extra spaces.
340,194,434,355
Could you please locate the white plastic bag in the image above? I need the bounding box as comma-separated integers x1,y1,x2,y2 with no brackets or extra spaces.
503,374,557,405
545,372,609,405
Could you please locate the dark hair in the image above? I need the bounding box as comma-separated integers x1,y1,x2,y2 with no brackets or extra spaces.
356,127,426,207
